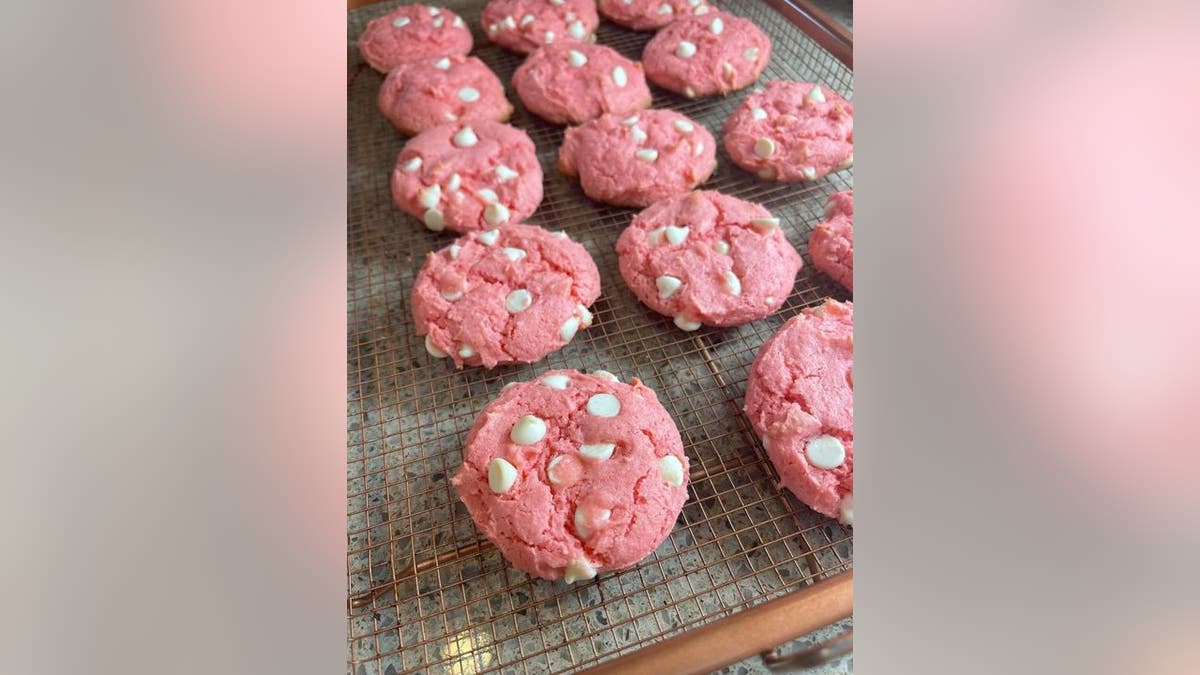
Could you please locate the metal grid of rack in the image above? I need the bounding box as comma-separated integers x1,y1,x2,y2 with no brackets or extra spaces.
348,2,853,672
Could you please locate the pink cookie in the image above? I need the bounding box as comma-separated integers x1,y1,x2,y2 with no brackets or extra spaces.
392,121,543,234
616,191,802,330
598,0,714,32
482,0,599,55
809,191,853,291
378,55,513,135
412,225,601,369
724,81,854,182
357,4,473,73
642,11,771,99
558,109,716,208
452,369,690,582
744,300,853,524
514,43,652,125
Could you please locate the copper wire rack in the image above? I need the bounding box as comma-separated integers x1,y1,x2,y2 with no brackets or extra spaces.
347,1,854,672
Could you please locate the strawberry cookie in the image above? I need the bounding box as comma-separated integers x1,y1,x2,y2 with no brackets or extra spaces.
357,4,472,73
809,191,854,291
616,190,802,330
412,225,600,369
392,121,543,234
452,369,689,582
744,300,853,525
514,43,652,125
642,11,770,98
558,109,716,207
724,81,854,182
482,0,599,55
378,55,513,135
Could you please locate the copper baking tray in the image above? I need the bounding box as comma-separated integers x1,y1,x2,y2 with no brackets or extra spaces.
347,1,854,672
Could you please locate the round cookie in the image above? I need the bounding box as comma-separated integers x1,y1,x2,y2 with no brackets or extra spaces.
412,224,601,369
724,81,854,182
598,0,714,32
379,55,513,135
482,0,599,55
392,121,543,234
743,300,853,524
357,4,473,73
514,43,652,125
451,369,690,582
558,109,716,208
616,191,802,330
808,191,854,291
641,11,770,98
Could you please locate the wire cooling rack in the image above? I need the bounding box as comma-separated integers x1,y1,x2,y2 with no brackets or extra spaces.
347,1,853,672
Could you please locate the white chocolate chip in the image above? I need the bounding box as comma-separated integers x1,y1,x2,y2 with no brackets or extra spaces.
477,229,499,245
722,271,742,296
458,87,480,103
505,288,533,313
591,370,617,382
458,343,476,358
710,18,724,34
568,20,586,40
445,111,458,121
484,202,510,226
586,393,620,417
501,15,516,30
694,4,709,14
612,66,628,87
476,188,499,204
418,184,441,209
392,16,410,28
510,415,547,445
434,57,451,70
563,558,597,584
574,506,611,540
440,288,463,301
568,49,588,67
502,382,517,391
446,173,461,192
432,16,444,28
453,126,478,148
693,141,704,157
495,164,519,182
751,107,768,121
676,41,696,59
674,315,702,331
664,225,689,244
806,84,826,104
429,7,440,16
502,247,526,262
684,86,697,99
636,149,659,163
755,137,776,157
560,316,580,341
547,455,567,485
689,0,703,6
579,442,615,461
839,154,854,169
402,156,422,172
657,4,673,16
658,455,685,487
550,0,564,4
647,227,665,245
541,374,570,390
521,13,534,26
622,115,639,126
488,457,518,494
577,304,593,327
453,16,463,28
802,166,818,180
623,0,633,4
448,243,461,259
839,493,854,526
722,61,735,79
750,216,779,231
544,30,555,43
488,23,499,35
656,275,682,299
743,47,759,61
553,230,569,239
713,240,729,254
673,119,695,133
424,334,448,358
423,208,445,231
805,435,846,469
631,126,648,143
